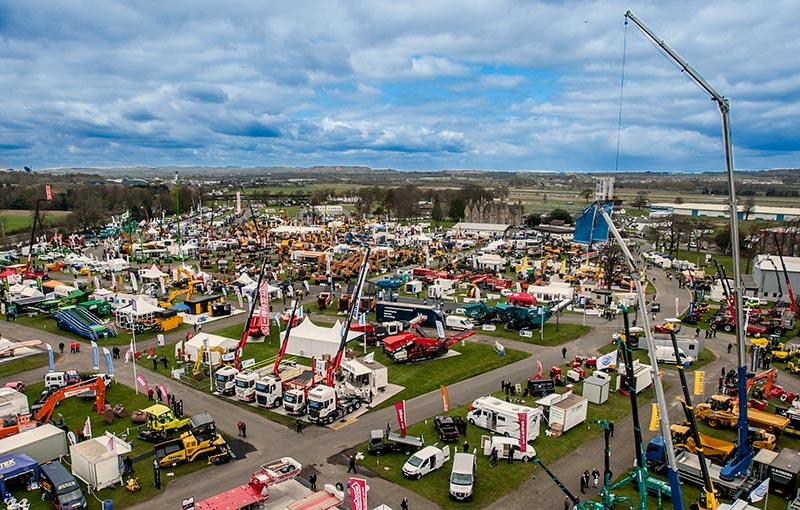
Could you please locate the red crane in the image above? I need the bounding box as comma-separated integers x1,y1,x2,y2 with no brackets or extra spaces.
773,232,798,314
273,301,301,377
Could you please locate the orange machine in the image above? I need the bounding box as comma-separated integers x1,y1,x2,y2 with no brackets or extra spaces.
35,377,106,424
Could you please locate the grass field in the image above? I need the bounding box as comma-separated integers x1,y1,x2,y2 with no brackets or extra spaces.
0,209,70,235
16,382,217,510
0,352,52,378
360,367,663,510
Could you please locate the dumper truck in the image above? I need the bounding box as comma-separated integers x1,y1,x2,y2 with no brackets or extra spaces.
694,395,790,433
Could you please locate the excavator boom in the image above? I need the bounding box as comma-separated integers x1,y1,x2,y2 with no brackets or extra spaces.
36,377,106,424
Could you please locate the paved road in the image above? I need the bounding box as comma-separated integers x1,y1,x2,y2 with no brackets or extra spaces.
12,266,780,509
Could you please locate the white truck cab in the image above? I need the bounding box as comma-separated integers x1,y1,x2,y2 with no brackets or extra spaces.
402,445,450,480
449,453,476,501
234,370,258,401
254,376,282,408
445,315,474,331
283,387,307,416
214,366,239,396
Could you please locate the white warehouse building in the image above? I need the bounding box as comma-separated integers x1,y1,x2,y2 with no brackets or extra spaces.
650,202,800,222
751,254,800,299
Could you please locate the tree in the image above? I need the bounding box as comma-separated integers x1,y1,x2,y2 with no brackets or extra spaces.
545,208,573,225
580,189,593,204
448,197,465,222
525,213,541,228
631,191,649,210
742,195,756,220
431,195,444,222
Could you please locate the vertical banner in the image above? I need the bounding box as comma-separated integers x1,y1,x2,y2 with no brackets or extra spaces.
91,341,100,370
693,370,705,396
102,347,114,376
158,384,169,403
649,403,659,432
518,412,528,453
136,374,150,393
440,385,450,413
348,478,368,510
93,276,101,291
236,191,242,215
130,273,139,293
394,400,407,436
259,282,270,336
160,277,167,296
46,344,54,372
435,320,445,339
83,416,92,439
45,184,53,201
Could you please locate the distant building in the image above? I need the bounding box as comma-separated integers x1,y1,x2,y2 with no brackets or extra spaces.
313,204,345,215
650,202,800,222
450,222,511,238
595,177,615,201
751,254,800,299
121,178,149,187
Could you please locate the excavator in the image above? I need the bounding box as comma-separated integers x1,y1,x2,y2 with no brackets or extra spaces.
159,267,198,309
193,345,228,377
35,377,106,424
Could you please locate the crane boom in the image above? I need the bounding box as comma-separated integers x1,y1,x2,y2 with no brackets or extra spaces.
273,300,301,377
625,9,750,479
773,232,798,313
327,247,370,387
235,255,269,370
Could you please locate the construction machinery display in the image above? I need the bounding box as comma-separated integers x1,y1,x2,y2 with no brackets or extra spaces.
154,412,230,467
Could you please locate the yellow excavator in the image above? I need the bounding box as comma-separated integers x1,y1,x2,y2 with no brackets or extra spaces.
159,267,197,309
193,345,228,376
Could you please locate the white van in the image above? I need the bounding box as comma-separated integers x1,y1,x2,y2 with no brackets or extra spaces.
466,396,542,439
402,445,450,480
655,345,693,365
446,315,474,331
480,435,535,462
449,453,476,501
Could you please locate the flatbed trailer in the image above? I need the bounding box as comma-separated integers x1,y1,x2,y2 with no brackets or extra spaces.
194,457,302,510
286,485,344,510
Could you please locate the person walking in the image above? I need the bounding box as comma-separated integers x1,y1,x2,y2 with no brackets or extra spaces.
161,356,168,369
295,419,303,433
489,447,498,467
59,342,65,354
579,473,586,494
152,356,158,370
347,454,357,474
462,440,469,453
309,473,317,491
562,347,567,360
608,421,614,438
591,468,600,489
721,366,726,378
240,421,246,438
564,496,572,510
400,497,409,510
727,343,733,354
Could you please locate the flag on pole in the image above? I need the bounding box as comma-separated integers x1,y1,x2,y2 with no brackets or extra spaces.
394,400,407,436
693,371,705,396
518,412,529,452
83,416,92,438
45,185,52,201
348,478,368,510
749,478,769,502
103,347,114,376
596,350,618,370
91,341,100,370
46,344,54,372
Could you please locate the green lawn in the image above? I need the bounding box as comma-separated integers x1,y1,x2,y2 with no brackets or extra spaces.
360,368,662,510
0,352,51,378
672,249,748,278
0,209,70,235
17,382,218,510
477,323,590,347
11,312,189,346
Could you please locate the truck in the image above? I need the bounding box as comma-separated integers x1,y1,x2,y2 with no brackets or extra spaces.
39,461,87,510
402,445,451,479
670,424,735,462
368,429,425,456
480,435,536,462
646,438,756,499
306,384,364,425
434,415,465,442
376,301,443,328
194,458,302,510
214,365,239,396
466,396,542,440
254,376,283,408
0,423,68,463
694,395,790,433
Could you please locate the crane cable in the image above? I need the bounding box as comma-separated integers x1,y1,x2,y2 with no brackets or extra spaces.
614,18,628,173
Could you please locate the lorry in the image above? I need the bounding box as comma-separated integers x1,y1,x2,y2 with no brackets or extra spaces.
306,384,364,425
254,376,283,408
376,301,443,328
480,435,536,462
449,453,476,501
194,458,302,510
214,365,239,396
654,345,693,365
368,429,425,456
154,413,231,467
466,396,542,440
402,445,451,479
39,461,87,510
694,395,790,433
646,438,756,499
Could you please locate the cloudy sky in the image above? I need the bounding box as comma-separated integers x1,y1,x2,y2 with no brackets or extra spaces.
1,1,798,172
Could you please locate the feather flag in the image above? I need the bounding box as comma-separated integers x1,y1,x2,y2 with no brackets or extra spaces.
102,347,114,376
91,341,100,370
46,344,54,372
83,416,92,438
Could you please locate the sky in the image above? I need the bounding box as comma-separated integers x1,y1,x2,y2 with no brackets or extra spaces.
1,1,799,172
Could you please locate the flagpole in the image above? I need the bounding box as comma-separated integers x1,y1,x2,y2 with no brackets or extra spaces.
131,325,138,395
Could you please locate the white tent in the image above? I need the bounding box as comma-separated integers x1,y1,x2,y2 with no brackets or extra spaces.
233,273,255,287
107,258,129,272
177,332,238,365
282,317,363,358
70,433,131,490
138,264,166,280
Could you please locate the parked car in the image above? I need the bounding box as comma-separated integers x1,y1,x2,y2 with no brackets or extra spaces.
434,415,465,442
650,302,661,313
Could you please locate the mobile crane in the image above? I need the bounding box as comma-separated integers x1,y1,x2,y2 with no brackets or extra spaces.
307,248,371,425
625,8,751,483
774,232,798,315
